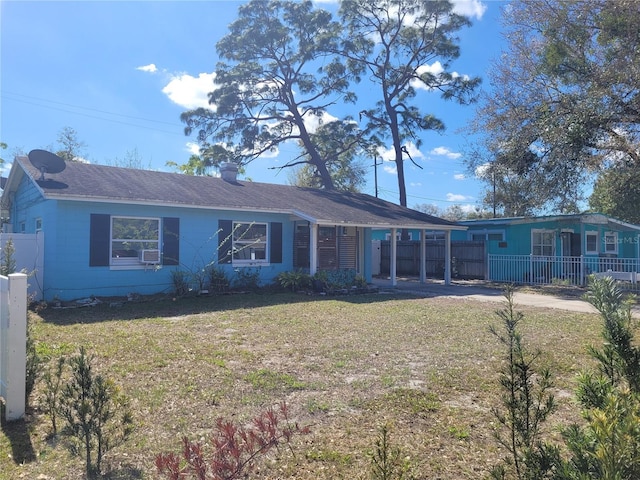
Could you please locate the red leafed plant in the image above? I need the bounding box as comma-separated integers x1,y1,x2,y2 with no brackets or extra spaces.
155,402,310,479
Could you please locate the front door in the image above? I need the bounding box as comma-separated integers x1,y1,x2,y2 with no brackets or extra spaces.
560,232,581,281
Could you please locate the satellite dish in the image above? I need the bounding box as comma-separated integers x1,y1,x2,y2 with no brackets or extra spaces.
27,149,66,181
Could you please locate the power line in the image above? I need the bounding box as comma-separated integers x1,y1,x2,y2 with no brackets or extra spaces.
376,186,477,205
1,91,185,136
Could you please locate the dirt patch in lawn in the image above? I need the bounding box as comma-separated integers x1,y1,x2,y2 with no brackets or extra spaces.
1,291,601,479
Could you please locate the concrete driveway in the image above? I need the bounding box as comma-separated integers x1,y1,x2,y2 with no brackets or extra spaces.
371,277,623,316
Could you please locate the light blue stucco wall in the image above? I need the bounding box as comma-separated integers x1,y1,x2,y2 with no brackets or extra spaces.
43,201,297,301
460,219,640,258
369,219,640,258
8,182,299,300
10,180,374,300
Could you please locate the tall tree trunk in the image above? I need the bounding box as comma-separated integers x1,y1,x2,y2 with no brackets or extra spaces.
292,108,335,190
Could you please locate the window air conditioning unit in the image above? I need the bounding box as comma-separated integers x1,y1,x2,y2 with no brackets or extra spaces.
139,249,160,264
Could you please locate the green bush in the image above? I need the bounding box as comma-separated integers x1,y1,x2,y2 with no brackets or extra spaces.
555,276,640,479
277,269,312,292
170,270,190,296
59,347,133,478
489,286,557,479
208,266,230,292
233,267,260,291
313,269,364,292
368,425,414,480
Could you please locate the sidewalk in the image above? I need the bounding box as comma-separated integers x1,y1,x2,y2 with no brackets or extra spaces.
371,277,636,316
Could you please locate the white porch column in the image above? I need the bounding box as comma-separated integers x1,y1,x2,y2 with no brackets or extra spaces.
310,223,318,276
444,230,452,285
420,229,426,284
390,228,397,286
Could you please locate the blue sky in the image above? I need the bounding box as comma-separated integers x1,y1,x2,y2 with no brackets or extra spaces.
1,0,504,211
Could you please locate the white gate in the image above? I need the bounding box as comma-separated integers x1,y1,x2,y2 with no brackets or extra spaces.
0,233,44,301
371,240,381,276
0,273,28,421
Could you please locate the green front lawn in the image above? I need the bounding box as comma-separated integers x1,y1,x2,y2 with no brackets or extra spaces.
1,291,600,479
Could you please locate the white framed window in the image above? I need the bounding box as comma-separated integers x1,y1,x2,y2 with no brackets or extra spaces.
585,231,598,254
604,231,618,254
232,222,268,263
385,231,413,240
532,229,555,256
19,222,25,233
35,218,43,232
422,231,444,241
110,216,160,266
470,230,504,242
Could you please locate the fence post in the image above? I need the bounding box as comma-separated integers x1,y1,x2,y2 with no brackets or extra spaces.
529,255,533,285
1,273,28,421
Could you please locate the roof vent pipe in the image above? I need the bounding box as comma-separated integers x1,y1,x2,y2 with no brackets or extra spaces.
220,162,238,182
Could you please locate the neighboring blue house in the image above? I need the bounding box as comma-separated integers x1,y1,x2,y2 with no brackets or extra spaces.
456,214,640,285
1,153,463,301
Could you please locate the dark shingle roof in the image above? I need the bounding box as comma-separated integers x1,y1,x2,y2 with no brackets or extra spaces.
18,158,462,230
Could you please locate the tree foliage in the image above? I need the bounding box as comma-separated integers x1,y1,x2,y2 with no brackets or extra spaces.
56,126,87,162
287,121,367,191
180,0,357,189
0,141,7,166
107,147,149,169
340,0,480,206
468,0,640,214
167,145,238,176
414,203,492,221
589,166,640,224
474,152,582,217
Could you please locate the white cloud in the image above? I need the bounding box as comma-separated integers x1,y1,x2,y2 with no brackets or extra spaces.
303,110,339,134
136,63,158,73
451,0,487,20
403,142,424,160
410,182,422,187
419,62,445,76
383,163,397,175
412,62,469,91
257,146,280,159
378,146,396,162
377,142,426,175
475,162,491,178
446,193,473,202
459,203,478,213
1,162,13,176
429,146,462,159
454,173,465,180
162,72,217,110
186,142,200,155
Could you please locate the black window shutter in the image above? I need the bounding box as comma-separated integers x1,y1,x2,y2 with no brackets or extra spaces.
162,217,180,265
89,214,110,266
270,222,283,264
218,220,232,264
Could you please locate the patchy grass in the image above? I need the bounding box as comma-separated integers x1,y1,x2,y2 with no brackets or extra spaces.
1,290,602,479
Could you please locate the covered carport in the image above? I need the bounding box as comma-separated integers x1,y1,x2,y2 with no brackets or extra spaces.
375,223,467,287
285,188,466,286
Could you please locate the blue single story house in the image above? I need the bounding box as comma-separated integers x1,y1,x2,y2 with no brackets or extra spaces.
1,153,464,301
456,214,640,285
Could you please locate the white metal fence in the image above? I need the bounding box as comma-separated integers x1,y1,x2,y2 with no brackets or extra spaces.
0,273,28,421
488,254,640,290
